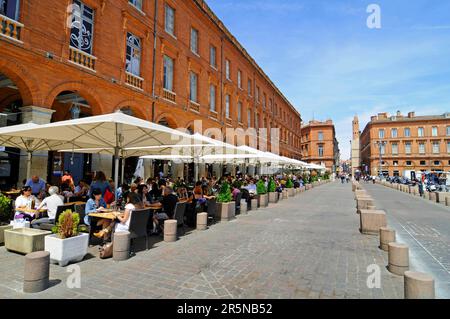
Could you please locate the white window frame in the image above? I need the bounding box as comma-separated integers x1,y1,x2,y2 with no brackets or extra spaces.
129,0,142,11
432,126,438,137
210,45,216,68
163,55,174,92
237,101,242,123
225,95,230,119
419,143,425,154
190,27,199,55
125,32,141,77
418,127,424,137
391,128,397,138
165,4,175,36
225,59,230,80
209,84,216,112
404,128,411,137
405,142,411,154
237,70,242,89
189,72,198,103
392,143,398,155
433,141,440,154
378,129,385,139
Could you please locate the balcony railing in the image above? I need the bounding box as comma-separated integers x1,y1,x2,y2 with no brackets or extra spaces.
125,72,144,90
226,118,232,126
163,89,176,103
0,14,23,42
69,46,97,71
189,101,200,113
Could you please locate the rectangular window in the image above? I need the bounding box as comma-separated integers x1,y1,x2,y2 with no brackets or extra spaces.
237,70,242,89
255,113,259,129
433,141,440,154
447,126,450,136
225,60,230,80
209,85,216,112
237,102,242,123
406,161,412,166
125,32,141,77
129,0,142,10
189,72,198,102
225,95,230,119
190,28,198,55
318,145,324,157
210,46,216,68
393,161,398,166
404,128,411,137
448,141,450,153
405,142,411,154
391,128,398,138
248,79,252,96
163,55,174,91
392,143,398,155
165,4,175,36
378,129,385,139
70,0,95,55
420,161,426,166
256,86,260,102
1,0,20,20
418,127,424,137
318,131,323,141
434,160,440,166
380,144,385,155
432,126,438,137
247,109,251,127
419,143,425,154
263,93,267,110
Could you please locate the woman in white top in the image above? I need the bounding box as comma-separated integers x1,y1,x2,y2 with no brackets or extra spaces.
31,186,64,228
114,192,142,233
15,186,37,220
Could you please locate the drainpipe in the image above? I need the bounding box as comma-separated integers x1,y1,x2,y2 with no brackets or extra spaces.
220,36,224,124
151,0,159,122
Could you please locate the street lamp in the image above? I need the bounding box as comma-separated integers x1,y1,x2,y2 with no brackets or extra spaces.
375,140,387,179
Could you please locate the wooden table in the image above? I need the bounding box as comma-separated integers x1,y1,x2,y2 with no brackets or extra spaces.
88,212,118,220
146,203,162,211
15,208,47,218
66,201,86,206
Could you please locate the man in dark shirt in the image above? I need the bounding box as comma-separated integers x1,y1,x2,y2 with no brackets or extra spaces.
161,187,178,219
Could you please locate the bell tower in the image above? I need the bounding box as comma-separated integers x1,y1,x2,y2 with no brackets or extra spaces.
351,115,360,177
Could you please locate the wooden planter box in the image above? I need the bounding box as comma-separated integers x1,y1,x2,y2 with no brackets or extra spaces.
259,194,268,207
0,224,13,245
4,228,52,254
287,188,295,197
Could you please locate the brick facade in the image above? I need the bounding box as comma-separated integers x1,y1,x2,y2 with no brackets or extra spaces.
360,111,450,177
0,0,301,159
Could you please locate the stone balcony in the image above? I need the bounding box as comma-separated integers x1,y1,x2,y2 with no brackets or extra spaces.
68,46,97,72
0,14,23,43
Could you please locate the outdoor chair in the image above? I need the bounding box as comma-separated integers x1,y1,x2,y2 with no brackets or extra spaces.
128,208,151,252
74,204,86,225
206,198,217,225
235,192,243,215
39,204,75,231
173,202,187,233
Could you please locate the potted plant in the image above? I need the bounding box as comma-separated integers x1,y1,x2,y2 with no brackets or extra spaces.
267,178,278,204
0,193,13,245
286,179,295,197
256,180,268,207
216,182,235,222
44,209,89,266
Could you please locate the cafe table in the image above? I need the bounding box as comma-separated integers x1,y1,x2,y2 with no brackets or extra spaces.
15,208,47,218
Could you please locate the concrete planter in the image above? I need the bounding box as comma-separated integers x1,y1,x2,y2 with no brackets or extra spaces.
268,192,278,203
44,233,89,267
259,194,268,207
287,188,295,197
0,224,13,245
4,228,52,254
216,202,235,221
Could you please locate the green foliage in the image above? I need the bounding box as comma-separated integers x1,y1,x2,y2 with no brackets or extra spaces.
311,175,319,183
78,224,89,233
232,180,243,189
53,210,80,239
256,180,267,194
217,182,232,203
286,179,294,188
323,172,330,180
0,193,12,223
268,178,276,193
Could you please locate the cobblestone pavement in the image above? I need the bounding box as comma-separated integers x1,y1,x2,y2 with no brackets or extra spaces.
0,181,403,299
364,183,450,298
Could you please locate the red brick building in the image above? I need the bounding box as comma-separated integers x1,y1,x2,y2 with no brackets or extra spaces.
0,0,302,185
300,120,340,173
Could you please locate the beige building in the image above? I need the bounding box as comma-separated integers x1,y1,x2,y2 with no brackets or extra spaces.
351,115,361,176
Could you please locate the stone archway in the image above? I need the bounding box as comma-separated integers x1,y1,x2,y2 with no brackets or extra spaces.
114,100,149,120
155,113,179,129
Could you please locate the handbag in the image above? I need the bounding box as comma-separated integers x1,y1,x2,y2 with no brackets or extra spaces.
104,188,115,205
99,242,113,259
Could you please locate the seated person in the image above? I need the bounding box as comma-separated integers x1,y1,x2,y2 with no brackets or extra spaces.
84,188,107,226
74,180,90,198
31,186,64,229
14,186,37,221
152,187,178,234
231,185,241,201
137,184,151,206
245,180,257,195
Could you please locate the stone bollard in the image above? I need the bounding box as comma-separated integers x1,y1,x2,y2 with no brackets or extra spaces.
251,198,258,210
282,190,289,199
379,227,396,251
164,220,177,242
367,205,376,210
446,197,450,207
113,231,130,261
196,213,208,231
388,243,409,275
360,210,387,235
404,271,435,299
240,200,248,214
356,196,374,210
354,189,368,199
428,192,436,202
23,251,50,293
269,192,278,203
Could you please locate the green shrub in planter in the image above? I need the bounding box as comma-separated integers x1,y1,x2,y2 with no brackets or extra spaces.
52,210,80,239
286,179,294,189
0,193,12,224
256,180,267,195
217,182,232,203
268,178,276,193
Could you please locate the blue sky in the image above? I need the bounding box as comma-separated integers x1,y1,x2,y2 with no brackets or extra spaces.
206,0,450,160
